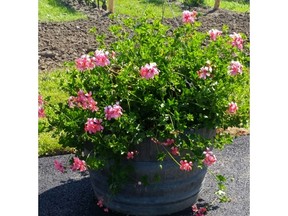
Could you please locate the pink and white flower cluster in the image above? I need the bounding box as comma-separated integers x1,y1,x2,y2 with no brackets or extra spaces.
126,150,139,159
75,49,111,71
228,60,243,76
152,138,180,156
87,101,122,132
140,63,160,79
230,32,244,50
97,199,104,208
203,148,217,166
197,61,212,79
196,59,244,115
171,146,180,156
163,138,175,146
228,102,238,114
38,94,45,118
67,91,124,134
180,160,193,171
54,160,65,173
163,139,179,156
208,29,222,41
54,157,87,173
182,10,197,24
68,90,99,112
84,118,104,134
75,54,95,71
104,102,123,120
127,151,135,159
192,204,207,216
71,157,87,171
97,199,109,213
94,49,110,67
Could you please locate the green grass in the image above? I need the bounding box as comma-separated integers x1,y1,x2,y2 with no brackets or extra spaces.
115,0,183,19
38,70,69,104
38,129,63,156
39,0,87,22
38,0,249,22
38,70,70,156
204,0,249,13
114,0,249,18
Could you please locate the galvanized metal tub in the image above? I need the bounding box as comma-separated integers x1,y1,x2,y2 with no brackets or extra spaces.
88,128,215,215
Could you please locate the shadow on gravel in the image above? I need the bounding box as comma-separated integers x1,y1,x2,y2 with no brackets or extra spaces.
39,178,98,216
39,177,218,216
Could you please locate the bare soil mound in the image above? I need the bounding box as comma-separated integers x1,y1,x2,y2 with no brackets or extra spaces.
38,0,249,72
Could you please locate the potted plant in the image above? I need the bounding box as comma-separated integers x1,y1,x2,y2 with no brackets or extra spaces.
41,10,249,215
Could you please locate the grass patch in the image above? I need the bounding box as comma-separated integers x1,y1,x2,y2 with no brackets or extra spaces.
204,0,249,13
38,0,249,23
39,0,87,22
38,129,63,156
38,70,69,104
38,69,71,156
115,0,183,19
114,0,249,19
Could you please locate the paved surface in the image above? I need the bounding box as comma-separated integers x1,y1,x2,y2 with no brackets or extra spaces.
39,135,249,216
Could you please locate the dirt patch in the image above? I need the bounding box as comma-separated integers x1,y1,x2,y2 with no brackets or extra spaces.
38,0,250,72
217,127,250,137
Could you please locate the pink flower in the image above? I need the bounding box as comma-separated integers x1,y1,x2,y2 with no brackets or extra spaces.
171,146,180,156
54,160,65,173
192,204,198,212
71,157,87,172
192,204,207,216
197,62,212,79
203,147,213,156
208,29,222,41
140,63,160,79
163,138,175,146
85,118,104,134
204,154,217,166
75,54,95,71
38,94,44,106
127,151,138,159
230,32,244,50
94,49,110,67
196,207,207,216
203,148,217,166
228,60,243,76
127,151,135,159
104,102,123,120
97,199,104,208
69,90,99,112
97,199,109,212
38,106,46,118
182,10,197,24
179,160,193,171
228,102,238,114
78,91,98,112
38,94,45,118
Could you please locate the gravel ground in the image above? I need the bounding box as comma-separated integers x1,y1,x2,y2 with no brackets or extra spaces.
39,135,249,216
